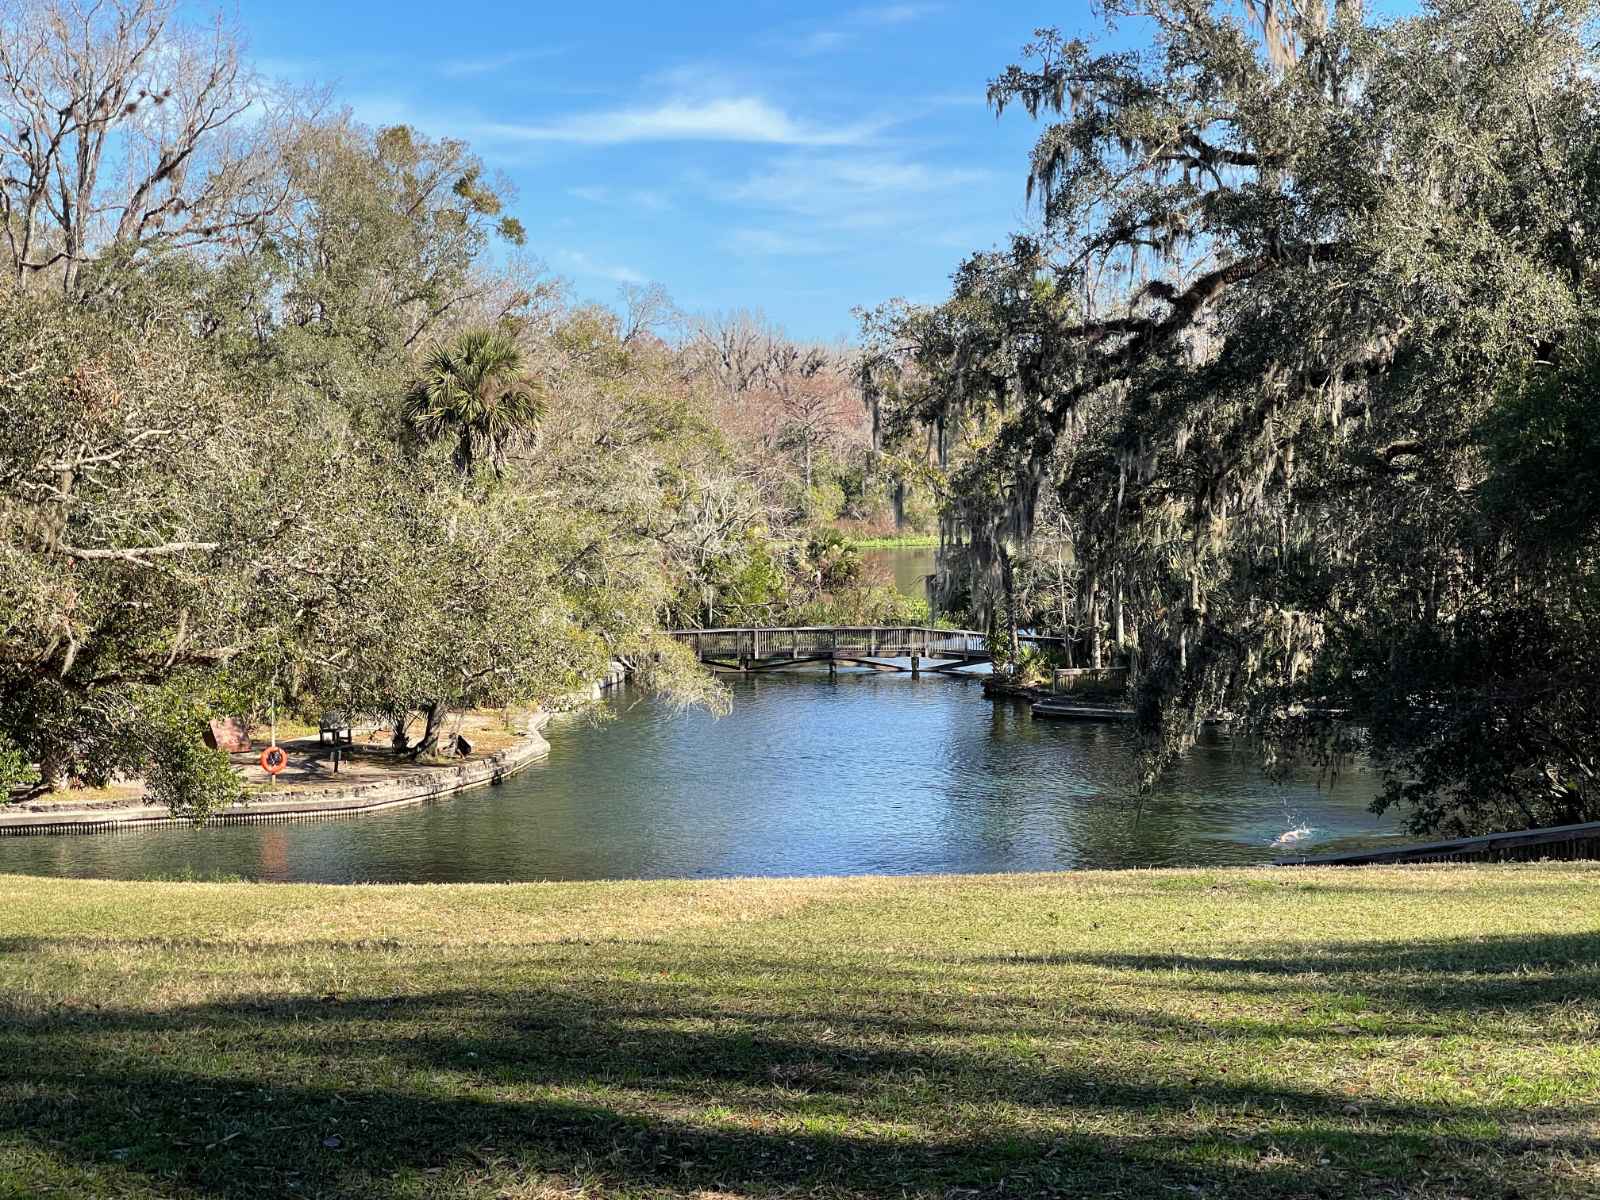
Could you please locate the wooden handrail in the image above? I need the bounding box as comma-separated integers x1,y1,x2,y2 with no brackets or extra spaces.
670,626,1082,676
669,625,1067,641
1280,819,1600,866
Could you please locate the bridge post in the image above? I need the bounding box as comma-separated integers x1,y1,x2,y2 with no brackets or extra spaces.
911,654,920,677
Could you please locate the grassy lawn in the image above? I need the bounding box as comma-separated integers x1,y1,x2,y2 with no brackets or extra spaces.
1,866,1597,1199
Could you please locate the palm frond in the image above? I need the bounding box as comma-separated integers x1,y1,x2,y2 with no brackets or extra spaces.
404,329,545,476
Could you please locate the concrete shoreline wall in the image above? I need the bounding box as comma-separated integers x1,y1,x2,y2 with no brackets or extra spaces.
0,663,628,838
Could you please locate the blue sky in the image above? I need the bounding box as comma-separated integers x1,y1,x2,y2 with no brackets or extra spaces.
218,2,1078,341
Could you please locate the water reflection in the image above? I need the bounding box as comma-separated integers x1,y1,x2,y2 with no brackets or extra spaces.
0,672,1400,883
859,544,937,603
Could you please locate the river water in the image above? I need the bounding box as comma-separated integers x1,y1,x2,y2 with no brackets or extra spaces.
864,544,937,603
0,544,1400,882
0,670,1399,884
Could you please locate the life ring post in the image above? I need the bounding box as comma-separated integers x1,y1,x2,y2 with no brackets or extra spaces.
260,744,288,782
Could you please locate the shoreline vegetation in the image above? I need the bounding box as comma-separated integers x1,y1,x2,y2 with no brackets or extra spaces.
0,714,554,836
0,662,633,833
7,0,1597,841
2,865,1596,1198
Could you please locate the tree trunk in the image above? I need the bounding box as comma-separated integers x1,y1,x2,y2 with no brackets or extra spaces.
996,542,1021,665
391,714,411,754
413,700,449,758
1056,543,1069,642
1087,571,1103,670
36,748,69,795
1113,575,1125,662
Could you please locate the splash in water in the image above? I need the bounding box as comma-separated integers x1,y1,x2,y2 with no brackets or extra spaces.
1271,825,1316,848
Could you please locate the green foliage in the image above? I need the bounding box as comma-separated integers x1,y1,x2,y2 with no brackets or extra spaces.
987,638,1066,687
1481,336,1600,552
140,693,242,823
0,127,738,800
405,329,545,477
867,0,1600,833
792,582,930,628
842,534,939,549
0,733,39,801
800,528,860,593
704,534,790,625
802,481,845,524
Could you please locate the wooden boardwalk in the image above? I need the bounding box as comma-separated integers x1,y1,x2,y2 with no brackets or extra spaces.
672,626,1067,675
1279,820,1600,866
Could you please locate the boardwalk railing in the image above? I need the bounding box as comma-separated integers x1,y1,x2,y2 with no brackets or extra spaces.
673,626,1067,667
1281,820,1600,866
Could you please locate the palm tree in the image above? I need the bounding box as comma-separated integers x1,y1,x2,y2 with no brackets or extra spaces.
404,330,544,478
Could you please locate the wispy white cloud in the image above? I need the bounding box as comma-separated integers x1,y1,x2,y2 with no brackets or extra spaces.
568,185,673,212
557,248,647,285
733,153,997,229
855,3,945,28
725,228,837,258
720,149,1002,260
344,92,420,129
478,97,875,146
437,48,568,79
343,92,864,163
791,3,944,56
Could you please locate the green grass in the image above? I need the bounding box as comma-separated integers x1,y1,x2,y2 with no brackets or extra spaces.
1,866,1598,1198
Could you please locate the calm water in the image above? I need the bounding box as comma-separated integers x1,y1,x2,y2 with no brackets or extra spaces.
0,672,1399,883
861,544,937,604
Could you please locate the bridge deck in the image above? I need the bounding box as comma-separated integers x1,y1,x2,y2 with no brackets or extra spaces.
672,626,1066,673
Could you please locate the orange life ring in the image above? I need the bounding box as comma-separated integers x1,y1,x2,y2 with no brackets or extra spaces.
260,745,288,776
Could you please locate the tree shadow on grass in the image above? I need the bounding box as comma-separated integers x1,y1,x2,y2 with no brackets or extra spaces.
1,961,1596,1198
961,928,1600,1010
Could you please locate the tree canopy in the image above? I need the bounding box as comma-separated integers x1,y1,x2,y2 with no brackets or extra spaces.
864,0,1600,834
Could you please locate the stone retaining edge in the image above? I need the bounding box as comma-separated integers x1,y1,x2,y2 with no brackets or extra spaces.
1,663,628,838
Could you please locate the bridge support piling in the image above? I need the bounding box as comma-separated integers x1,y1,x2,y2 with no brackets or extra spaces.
911,654,920,677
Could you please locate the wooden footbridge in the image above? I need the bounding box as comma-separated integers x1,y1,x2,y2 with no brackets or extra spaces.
672,626,1066,675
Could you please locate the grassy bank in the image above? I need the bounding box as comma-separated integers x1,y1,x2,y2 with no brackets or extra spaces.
1,867,1597,1198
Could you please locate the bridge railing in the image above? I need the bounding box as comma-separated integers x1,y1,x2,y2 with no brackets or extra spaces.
672,627,1070,662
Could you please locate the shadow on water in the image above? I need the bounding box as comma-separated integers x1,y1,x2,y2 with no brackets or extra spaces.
2,929,1596,1197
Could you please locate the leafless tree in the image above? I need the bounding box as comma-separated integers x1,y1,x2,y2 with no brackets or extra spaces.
762,343,851,492
0,0,293,295
616,281,679,347
689,308,777,407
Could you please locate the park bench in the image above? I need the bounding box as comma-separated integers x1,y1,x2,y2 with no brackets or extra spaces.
318,712,353,773
318,711,353,745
